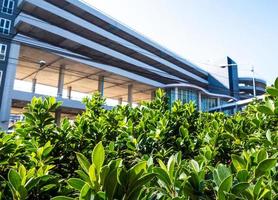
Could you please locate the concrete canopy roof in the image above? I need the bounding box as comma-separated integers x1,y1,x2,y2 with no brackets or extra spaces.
15,45,155,103
45,0,208,78
15,13,186,85
17,0,209,87
19,0,208,86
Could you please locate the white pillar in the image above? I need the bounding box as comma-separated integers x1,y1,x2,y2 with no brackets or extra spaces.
118,97,123,105
98,75,104,96
128,84,133,105
55,65,65,127
0,43,20,130
217,97,221,106
57,65,65,98
175,87,178,101
198,92,202,111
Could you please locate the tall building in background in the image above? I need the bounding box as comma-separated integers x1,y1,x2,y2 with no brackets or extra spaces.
0,0,266,130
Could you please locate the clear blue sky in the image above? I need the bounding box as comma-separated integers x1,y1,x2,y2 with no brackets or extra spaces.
85,0,278,84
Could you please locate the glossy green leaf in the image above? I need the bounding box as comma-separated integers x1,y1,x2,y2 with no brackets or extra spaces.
51,197,75,200
68,178,86,191
231,155,246,172
190,160,200,173
80,183,91,199
89,165,97,183
231,182,249,194
266,87,278,96
257,149,268,163
236,170,249,182
255,158,277,178
275,77,278,89
76,152,90,174
92,141,105,174
8,169,22,191
218,175,232,200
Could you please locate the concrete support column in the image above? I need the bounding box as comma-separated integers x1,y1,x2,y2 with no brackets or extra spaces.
31,78,37,93
98,75,104,96
0,43,21,130
174,87,178,101
198,92,202,111
57,65,65,98
217,97,221,106
128,84,133,105
55,65,65,127
151,90,156,100
55,108,62,127
67,86,72,100
118,97,123,105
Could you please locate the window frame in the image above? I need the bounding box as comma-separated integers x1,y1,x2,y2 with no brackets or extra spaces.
0,44,7,61
0,70,3,87
1,0,15,15
0,18,11,35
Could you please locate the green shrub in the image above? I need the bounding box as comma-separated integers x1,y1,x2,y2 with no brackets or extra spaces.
0,78,277,199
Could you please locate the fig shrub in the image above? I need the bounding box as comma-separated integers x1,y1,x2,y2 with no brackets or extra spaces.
0,78,277,199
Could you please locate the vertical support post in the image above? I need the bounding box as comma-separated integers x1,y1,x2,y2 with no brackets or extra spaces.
251,66,256,98
55,65,65,127
198,92,202,111
0,42,21,130
31,78,36,93
67,86,72,100
98,75,104,96
174,87,178,101
118,97,123,105
57,65,65,98
217,97,221,106
128,84,133,105
151,90,156,100
55,109,62,127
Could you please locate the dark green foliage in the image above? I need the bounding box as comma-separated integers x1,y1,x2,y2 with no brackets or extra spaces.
0,78,278,199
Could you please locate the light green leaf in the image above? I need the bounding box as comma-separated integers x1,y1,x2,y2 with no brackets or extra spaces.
89,165,97,183
8,169,22,191
257,149,268,163
167,155,176,180
51,196,75,200
76,152,90,174
266,130,272,143
231,155,246,172
158,159,167,172
80,183,91,199
18,165,26,185
92,141,105,174
190,160,200,173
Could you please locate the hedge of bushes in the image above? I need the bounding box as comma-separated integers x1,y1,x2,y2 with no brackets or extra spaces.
0,78,277,200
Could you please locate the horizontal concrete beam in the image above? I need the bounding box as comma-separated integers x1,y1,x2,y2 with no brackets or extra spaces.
12,90,85,110
14,34,164,88
23,0,208,85
65,0,208,77
15,14,187,84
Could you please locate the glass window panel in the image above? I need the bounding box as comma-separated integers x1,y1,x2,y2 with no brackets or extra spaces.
0,44,7,60
1,0,14,15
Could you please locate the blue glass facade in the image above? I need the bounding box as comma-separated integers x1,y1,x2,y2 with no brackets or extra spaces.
201,95,217,111
166,88,198,107
165,87,227,112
